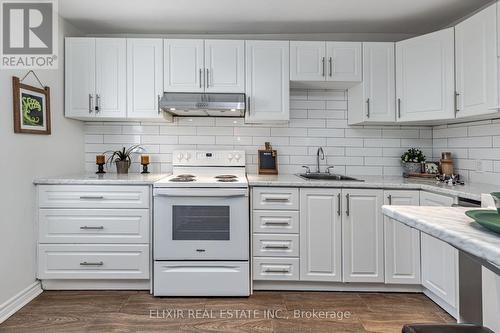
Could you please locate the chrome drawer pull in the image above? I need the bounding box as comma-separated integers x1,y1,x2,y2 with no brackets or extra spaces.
265,268,290,273
80,226,104,230
264,198,289,202
80,261,103,266
264,221,289,225
264,245,290,249
79,196,104,200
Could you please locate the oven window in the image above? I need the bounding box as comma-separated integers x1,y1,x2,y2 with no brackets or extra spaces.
172,206,230,240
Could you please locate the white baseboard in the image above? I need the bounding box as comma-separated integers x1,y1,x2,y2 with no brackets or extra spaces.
0,281,43,324
423,288,458,319
254,280,423,292
41,279,150,290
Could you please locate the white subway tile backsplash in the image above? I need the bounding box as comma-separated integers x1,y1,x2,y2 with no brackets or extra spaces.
84,88,437,176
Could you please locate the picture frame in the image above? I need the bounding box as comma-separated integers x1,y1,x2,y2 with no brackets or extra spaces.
425,161,440,174
12,76,51,135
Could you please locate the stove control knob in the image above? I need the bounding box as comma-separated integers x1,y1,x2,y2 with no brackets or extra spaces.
227,153,233,161
177,153,184,161
185,152,192,161
234,153,241,161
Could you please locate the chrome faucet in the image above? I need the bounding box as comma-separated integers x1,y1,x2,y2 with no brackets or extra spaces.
316,147,325,173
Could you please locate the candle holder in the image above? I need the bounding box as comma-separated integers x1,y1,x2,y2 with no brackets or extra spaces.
141,163,150,174
95,154,106,174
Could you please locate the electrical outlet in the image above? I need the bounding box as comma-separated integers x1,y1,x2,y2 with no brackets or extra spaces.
476,160,483,173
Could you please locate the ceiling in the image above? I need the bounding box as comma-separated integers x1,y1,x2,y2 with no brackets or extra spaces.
59,0,494,36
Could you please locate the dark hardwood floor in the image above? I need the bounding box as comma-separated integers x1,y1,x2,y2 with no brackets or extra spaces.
0,291,455,333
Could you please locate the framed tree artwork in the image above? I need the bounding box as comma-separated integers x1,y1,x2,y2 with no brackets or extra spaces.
12,75,51,135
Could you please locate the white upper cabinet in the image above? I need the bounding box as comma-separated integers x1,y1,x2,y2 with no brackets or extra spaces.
348,42,395,124
95,39,127,118
342,189,384,283
127,39,163,119
65,38,126,119
455,4,498,118
300,189,342,282
65,38,96,118
384,190,421,285
164,39,204,92
396,28,455,122
327,42,362,82
204,40,245,93
290,41,326,81
245,40,290,123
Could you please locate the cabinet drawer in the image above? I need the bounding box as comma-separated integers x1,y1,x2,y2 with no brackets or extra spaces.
38,244,149,279
253,210,299,233
253,234,299,257
38,185,150,209
252,188,299,210
253,257,299,281
39,209,149,244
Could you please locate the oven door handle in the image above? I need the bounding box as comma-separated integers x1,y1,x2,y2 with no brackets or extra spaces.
154,188,248,197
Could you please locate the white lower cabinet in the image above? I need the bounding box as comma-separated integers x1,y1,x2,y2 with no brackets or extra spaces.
299,189,342,282
383,190,421,285
342,189,385,283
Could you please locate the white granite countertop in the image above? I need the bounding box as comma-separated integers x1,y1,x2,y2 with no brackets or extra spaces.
247,174,499,201
382,206,500,268
34,173,169,185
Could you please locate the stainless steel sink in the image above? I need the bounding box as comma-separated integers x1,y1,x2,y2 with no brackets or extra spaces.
298,173,364,181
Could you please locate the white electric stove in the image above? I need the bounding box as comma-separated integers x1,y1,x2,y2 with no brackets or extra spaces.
153,150,250,297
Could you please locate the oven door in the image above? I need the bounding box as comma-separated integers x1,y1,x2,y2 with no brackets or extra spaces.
154,188,249,260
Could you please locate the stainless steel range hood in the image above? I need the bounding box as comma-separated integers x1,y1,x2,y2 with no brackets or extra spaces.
160,92,246,117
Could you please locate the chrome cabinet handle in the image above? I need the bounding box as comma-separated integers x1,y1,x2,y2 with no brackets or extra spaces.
329,57,333,77
264,198,289,202
265,268,290,273
366,98,370,118
301,166,311,174
95,94,101,113
80,226,104,230
346,193,350,216
263,221,290,226
247,96,250,114
337,193,341,216
206,68,209,88
397,98,401,118
79,196,104,200
80,261,103,266
322,57,325,76
88,94,93,114
199,68,202,88
388,195,392,205
455,92,460,113
264,245,290,249
157,94,161,114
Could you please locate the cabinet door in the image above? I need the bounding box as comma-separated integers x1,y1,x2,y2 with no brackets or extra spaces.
326,42,362,82
455,4,497,118
290,41,326,81
204,40,245,93
95,38,126,118
396,28,455,122
127,39,163,119
420,191,454,207
421,233,458,312
342,189,384,283
65,38,95,118
362,42,396,122
300,189,342,282
164,39,204,92
245,41,290,123
384,190,421,284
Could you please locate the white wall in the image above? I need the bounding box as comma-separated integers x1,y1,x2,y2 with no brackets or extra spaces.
433,119,500,185
84,89,432,176
0,17,84,309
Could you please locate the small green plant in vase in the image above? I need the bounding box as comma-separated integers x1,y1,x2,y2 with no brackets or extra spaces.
104,145,145,174
401,148,426,176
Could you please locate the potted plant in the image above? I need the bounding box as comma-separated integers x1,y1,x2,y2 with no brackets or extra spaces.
104,145,145,174
401,148,426,176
